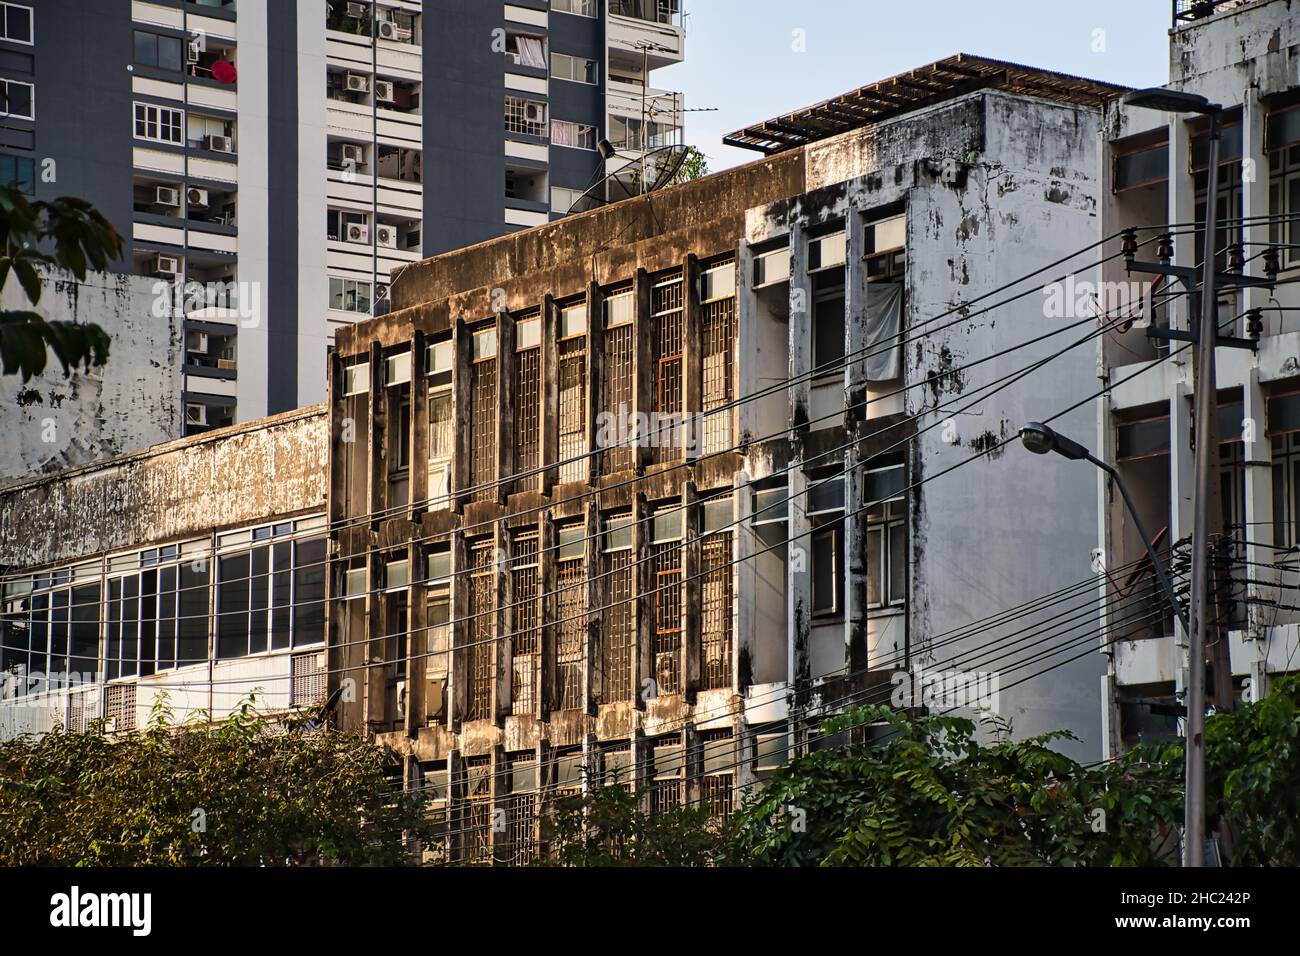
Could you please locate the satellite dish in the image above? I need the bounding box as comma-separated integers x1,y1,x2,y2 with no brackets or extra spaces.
566,144,692,214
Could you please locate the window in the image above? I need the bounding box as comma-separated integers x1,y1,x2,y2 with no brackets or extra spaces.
554,523,586,710
503,31,546,68
866,213,906,282
327,208,369,242
698,729,734,822
557,301,588,485
461,755,493,864
134,102,183,145
601,287,635,474
511,531,540,716
134,30,183,71
1268,139,1300,270
427,338,453,463
329,276,372,314
810,230,846,371
602,514,634,702
105,550,211,679
514,313,541,492
504,95,546,137
551,185,584,214
701,260,736,455
809,471,845,617
0,78,31,119
551,119,596,149
551,52,598,85
649,735,684,812
0,153,34,194
700,497,733,690
608,115,676,152
652,274,684,463
650,505,682,694
2,577,98,698
465,541,495,721
0,3,31,43
552,0,597,15
610,0,680,24
865,464,907,608
216,528,326,659
468,326,497,502
753,245,791,288
503,753,538,864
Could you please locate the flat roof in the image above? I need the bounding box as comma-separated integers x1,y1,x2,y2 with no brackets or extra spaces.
722,53,1130,155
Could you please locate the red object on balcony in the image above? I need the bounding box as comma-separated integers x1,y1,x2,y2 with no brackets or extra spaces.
212,60,237,85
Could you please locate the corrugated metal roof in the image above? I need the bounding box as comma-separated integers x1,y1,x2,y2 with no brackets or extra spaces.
722,53,1130,155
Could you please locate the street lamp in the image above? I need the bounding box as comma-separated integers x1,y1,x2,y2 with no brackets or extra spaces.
1019,423,1187,636
1124,86,1225,869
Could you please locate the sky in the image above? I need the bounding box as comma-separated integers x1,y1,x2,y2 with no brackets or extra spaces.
655,0,1174,171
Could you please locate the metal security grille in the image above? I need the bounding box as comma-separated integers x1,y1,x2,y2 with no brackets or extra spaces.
554,556,585,710
67,687,95,734
504,95,546,136
700,533,733,690
290,651,326,707
602,549,634,702
466,542,495,721
650,737,683,814
462,757,493,864
506,791,536,864
469,360,496,502
511,532,539,716
652,277,684,462
514,346,540,491
601,322,634,473
558,337,587,485
105,683,136,732
701,296,736,455
651,542,682,695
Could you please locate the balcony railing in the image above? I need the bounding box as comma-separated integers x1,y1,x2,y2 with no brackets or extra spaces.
1173,0,1258,27
609,0,680,26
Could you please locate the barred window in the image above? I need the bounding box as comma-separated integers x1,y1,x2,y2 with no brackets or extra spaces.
461,756,493,864
503,754,538,864
652,275,684,463
557,301,588,485
601,514,634,702
698,729,735,823
649,735,684,814
553,524,586,710
700,526,733,691
514,314,541,492
511,531,539,716
504,95,547,137
700,260,736,455
601,288,635,474
465,541,496,721
649,506,682,695
469,326,497,502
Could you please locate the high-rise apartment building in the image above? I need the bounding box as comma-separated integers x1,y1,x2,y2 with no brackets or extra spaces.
2,0,685,450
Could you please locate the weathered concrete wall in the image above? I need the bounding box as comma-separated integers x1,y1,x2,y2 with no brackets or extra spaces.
906,91,1106,760
1170,0,1299,100
0,268,182,484
0,405,327,570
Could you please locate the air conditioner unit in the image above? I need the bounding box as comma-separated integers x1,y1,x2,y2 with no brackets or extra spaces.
374,80,395,103
375,225,396,248
377,20,399,41
524,102,545,123
153,253,181,278
346,223,369,243
205,134,234,153
346,1,369,18
186,403,208,426
340,143,365,165
187,187,210,208
345,72,370,93
187,40,201,64
154,186,180,207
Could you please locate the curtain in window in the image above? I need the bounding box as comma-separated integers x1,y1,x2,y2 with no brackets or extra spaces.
862,281,903,381
517,36,546,69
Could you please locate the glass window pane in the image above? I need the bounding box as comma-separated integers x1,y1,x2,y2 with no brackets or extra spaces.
7,5,31,42
158,35,182,72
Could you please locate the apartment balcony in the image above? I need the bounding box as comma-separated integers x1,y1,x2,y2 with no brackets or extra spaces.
1172,0,1264,28
606,3,684,71
607,76,682,122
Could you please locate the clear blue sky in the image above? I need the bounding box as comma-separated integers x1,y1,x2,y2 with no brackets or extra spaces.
656,0,1173,170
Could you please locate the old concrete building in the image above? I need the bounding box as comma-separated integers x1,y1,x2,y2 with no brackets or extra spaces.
0,406,328,739
1,268,182,483
326,54,1125,861
1098,0,1300,754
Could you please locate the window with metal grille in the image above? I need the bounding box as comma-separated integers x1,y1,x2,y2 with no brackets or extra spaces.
601,288,635,474
700,261,736,456
461,756,493,864
651,276,684,462
290,651,326,708
553,524,586,710
511,531,539,716
66,686,96,734
420,761,451,864
504,95,546,137
504,754,538,864
557,302,587,485
601,514,634,703
700,529,733,691
469,327,497,502
649,736,683,813
105,682,137,732
864,464,907,608
514,315,541,491
649,507,682,695
466,542,496,721
698,729,734,822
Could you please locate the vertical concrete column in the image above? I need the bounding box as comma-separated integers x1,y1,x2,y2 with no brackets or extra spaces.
539,512,556,719
367,341,384,528
733,472,751,694
364,543,384,727
497,310,517,506
787,466,811,692
845,205,868,423
1168,117,1196,333
633,491,651,710
411,330,428,517
682,482,700,702
1169,379,1194,697
488,744,505,862
683,254,703,462
737,241,758,445
447,749,464,862
788,216,812,436
633,269,653,474
451,319,471,512
586,280,604,485
584,498,602,712
448,530,468,731
491,520,509,724
540,294,559,495
406,542,425,739
844,441,868,674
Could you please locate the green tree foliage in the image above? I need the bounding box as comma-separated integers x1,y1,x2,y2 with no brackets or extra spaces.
0,185,120,382
671,145,710,185
0,697,431,866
